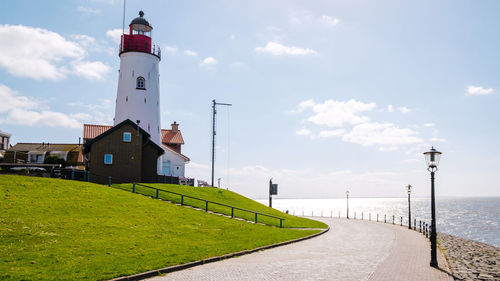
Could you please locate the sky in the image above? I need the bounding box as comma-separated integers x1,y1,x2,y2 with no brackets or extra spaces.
1,0,499,199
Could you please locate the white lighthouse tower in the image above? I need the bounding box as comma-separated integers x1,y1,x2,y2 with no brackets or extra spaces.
114,11,163,172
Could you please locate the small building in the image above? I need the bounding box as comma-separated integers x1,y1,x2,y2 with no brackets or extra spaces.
83,119,164,184
83,121,190,178
160,122,190,177
0,130,11,161
3,143,82,167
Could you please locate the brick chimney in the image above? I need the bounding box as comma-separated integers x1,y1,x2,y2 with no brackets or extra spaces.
171,121,179,132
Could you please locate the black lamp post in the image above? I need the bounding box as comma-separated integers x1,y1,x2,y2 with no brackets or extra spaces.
407,184,412,229
346,190,350,219
424,146,442,268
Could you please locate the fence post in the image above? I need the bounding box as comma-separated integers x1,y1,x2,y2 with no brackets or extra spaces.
414,219,416,230
377,214,379,222
255,213,258,223
156,189,159,199
419,220,422,233
362,212,363,220
280,219,283,228
354,212,356,220
205,201,208,212
181,195,184,206
392,215,394,224
369,213,371,221
338,211,340,218
400,216,402,226
384,214,386,223
330,211,332,218
71,170,75,180
231,207,234,218
108,176,111,187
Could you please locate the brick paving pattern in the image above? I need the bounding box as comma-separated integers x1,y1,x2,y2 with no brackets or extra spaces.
149,218,453,281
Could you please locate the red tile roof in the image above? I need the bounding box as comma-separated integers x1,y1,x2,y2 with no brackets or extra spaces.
83,124,185,145
83,124,112,140
161,129,184,144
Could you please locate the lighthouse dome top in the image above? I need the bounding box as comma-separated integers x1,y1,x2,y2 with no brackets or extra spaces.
130,11,152,32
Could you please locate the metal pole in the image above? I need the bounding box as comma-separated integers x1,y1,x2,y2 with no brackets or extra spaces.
408,189,412,229
430,170,438,267
211,100,216,187
269,178,272,208
346,192,349,219
210,100,232,187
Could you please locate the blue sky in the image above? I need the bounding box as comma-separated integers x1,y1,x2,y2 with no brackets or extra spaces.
1,0,499,198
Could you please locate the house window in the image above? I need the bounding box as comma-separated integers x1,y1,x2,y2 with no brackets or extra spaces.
123,132,131,142
136,76,145,90
104,154,113,165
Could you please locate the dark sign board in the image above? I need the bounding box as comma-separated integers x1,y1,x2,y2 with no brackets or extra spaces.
270,183,278,195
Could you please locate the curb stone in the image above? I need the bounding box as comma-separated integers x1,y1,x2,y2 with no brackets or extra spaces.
109,227,330,281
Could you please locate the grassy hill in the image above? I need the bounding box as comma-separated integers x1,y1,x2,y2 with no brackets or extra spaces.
114,183,327,228
0,175,325,281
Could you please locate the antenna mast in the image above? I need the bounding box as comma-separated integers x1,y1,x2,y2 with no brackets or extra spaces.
122,0,126,35
211,99,232,187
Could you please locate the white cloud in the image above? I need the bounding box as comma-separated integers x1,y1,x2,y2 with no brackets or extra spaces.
183,50,197,56
298,99,376,127
71,60,111,81
466,85,494,96
230,34,236,40
342,122,422,147
267,26,281,31
387,105,394,112
423,123,435,127
318,129,346,138
320,15,340,26
200,57,217,68
429,137,446,142
186,161,422,199
255,42,317,56
77,6,101,14
164,45,178,54
0,84,91,128
295,128,312,136
106,28,123,44
230,61,247,69
0,24,110,81
398,106,411,114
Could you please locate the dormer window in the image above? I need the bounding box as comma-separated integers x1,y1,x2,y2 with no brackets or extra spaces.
136,76,145,90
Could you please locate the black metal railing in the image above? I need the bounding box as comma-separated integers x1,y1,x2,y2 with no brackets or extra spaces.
290,209,432,240
48,170,285,228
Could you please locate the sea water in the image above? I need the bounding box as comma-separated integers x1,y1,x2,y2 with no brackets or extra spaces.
256,197,500,247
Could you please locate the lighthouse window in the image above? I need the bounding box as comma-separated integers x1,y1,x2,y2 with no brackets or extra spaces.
136,77,145,90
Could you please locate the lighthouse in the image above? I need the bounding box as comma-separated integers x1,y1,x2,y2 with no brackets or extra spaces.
114,11,163,173
114,11,162,147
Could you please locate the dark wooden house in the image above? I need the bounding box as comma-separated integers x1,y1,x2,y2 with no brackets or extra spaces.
83,119,164,184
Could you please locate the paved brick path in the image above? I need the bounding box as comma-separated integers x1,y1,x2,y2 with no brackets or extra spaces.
149,218,453,281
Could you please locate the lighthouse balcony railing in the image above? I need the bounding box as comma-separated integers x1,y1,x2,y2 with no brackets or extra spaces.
120,37,161,59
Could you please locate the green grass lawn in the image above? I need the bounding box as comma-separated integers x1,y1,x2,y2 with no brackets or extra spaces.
0,175,324,281
113,183,327,229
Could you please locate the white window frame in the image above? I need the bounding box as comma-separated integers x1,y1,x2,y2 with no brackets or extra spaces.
104,154,113,165
123,132,131,142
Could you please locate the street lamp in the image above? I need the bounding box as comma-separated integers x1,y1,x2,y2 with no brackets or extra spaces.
424,146,442,268
407,184,412,229
346,190,350,219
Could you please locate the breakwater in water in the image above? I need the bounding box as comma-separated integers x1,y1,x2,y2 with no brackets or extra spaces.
439,233,499,281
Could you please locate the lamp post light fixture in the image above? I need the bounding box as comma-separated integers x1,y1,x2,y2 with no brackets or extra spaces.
424,146,442,268
407,184,412,229
346,190,350,219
